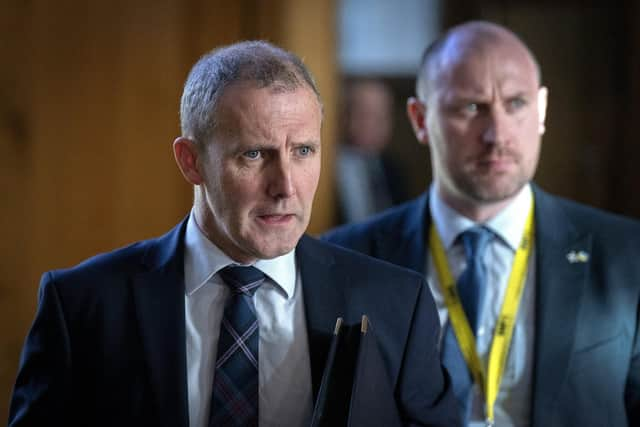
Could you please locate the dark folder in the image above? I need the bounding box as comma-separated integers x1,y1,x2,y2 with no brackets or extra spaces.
310,315,403,427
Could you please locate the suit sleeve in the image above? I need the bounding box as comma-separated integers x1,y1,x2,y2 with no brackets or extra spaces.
321,224,376,256
397,277,461,427
626,298,640,422
9,272,73,426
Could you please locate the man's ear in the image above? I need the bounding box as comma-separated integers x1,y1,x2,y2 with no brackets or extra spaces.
538,86,548,135
173,137,204,185
407,97,429,146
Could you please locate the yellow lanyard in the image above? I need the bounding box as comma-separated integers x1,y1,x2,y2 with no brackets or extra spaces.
429,204,534,425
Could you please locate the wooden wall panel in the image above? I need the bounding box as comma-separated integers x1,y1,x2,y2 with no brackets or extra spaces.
183,1,245,59
614,0,640,217
0,1,34,420
109,0,195,243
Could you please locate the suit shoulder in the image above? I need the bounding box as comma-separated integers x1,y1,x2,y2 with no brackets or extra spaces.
48,240,148,282
322,196,424,248
552,194,640,235
41,231,175,302
33,240,151,322
45,221,184,288
302,236,425,287
538,192,640,261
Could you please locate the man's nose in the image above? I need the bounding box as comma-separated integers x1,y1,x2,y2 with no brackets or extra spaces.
268,157,296,199
482,107,511,146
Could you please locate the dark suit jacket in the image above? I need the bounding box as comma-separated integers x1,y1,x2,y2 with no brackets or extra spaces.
8,219,459,427
323,185,640,427
335,149,409,225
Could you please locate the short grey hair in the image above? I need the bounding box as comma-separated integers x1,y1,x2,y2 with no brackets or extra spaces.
179,40,321,144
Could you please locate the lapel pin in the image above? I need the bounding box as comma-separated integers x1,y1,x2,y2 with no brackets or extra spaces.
566,250,589,263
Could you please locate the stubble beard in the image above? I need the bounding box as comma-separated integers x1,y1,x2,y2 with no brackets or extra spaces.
455,165,530,206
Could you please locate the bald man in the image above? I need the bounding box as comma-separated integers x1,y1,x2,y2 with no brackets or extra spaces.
324,21,640,427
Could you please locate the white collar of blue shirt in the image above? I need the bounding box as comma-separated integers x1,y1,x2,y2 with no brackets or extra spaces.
429,183,533,252
183,210,297,298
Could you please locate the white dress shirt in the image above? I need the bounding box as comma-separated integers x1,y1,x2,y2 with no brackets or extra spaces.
336,145,393,222
183,212,313,427
428,184,536,427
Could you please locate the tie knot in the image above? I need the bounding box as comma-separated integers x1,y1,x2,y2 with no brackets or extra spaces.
219,266,265,296
460,227,492,262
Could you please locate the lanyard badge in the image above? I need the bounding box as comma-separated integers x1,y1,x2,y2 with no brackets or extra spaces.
430,204,534,424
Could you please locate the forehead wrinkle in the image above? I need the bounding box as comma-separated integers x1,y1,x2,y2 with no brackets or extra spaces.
217,85,278,142
216,85,321,152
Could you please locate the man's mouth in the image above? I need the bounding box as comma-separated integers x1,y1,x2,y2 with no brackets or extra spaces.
477,155,516,172
256,214,295,224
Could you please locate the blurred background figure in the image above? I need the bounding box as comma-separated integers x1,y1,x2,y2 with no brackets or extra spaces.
335,78,408,223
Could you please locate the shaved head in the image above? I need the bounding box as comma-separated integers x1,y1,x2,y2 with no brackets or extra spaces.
406,20,548,221
416,21,541,101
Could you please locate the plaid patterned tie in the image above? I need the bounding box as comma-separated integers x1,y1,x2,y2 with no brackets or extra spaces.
210,266,266,427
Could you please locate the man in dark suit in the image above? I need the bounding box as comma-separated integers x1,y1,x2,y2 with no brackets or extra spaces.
324,21,640,426
335,78,408,224
8,41,458,427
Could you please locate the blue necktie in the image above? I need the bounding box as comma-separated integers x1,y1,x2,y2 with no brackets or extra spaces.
210,266,265,427
441,227,492,425
458,228,492,335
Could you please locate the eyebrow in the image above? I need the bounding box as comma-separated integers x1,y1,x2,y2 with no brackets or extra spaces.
444,86,532,102
291,139,321,147
234,139,321,152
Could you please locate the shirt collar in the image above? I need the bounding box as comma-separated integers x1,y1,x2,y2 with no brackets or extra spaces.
429,184,533,251
485,184,533,251
183,210,297,298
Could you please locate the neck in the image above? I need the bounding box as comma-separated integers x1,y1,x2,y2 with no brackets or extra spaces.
192,190,258,265
437,187,519,223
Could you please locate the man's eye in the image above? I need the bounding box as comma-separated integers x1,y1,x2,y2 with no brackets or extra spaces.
243,150,261,160
508,98,526,111
297,146,314,156
462,103,479,114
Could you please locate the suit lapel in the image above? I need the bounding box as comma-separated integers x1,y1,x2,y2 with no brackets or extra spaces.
132,220,189,427
377,188,592,425
531,188,591,427
296,235,345,399
375,193,430,274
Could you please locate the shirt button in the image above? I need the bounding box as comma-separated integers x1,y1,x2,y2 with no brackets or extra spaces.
477,327,485,336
